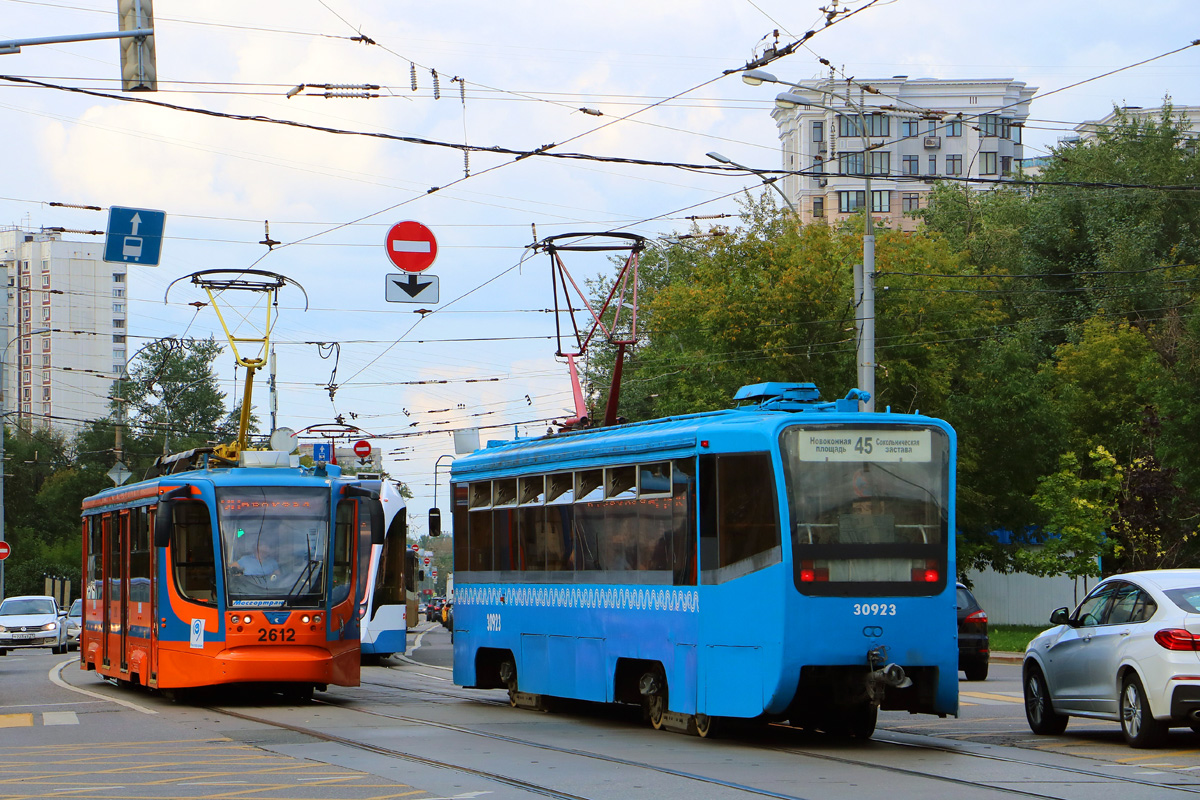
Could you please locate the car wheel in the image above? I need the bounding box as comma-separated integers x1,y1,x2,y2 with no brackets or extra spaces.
1120,672,1168,748
1024,663,1068,735
963,657,989,682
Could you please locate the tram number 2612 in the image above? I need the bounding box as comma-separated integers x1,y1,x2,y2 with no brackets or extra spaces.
258,627,297,642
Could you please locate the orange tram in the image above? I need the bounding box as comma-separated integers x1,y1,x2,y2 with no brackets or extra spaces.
79,448,385,695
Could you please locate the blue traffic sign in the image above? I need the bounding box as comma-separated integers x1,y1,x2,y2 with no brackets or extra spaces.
104,206,166,265
312,442,332,463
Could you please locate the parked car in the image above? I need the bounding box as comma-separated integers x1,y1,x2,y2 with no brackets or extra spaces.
0,595,69,655
956,582,989,681
1023,569,1200,748
441,601,453,631
65,599,82,650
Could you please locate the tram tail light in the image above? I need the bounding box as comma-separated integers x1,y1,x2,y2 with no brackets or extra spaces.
799,560,829,582
1155,628,1200,651
912,561,940,583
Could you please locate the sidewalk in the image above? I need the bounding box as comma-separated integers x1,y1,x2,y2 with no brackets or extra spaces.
991,650,1023,664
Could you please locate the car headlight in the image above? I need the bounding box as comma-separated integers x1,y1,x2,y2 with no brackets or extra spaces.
42,622,58,631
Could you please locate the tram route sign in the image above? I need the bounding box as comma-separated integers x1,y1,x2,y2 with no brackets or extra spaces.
104,206,166,265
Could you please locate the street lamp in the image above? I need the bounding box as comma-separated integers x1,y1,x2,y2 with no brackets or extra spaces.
705,151,798,215
744,69,877,412
0,326,51,599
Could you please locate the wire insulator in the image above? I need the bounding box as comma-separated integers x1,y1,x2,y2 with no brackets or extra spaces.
410,62,417,91
458,77,466,104
431,69,440,99
463,150,470,177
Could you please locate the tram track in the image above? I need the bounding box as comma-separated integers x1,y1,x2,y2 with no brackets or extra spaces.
198,668,1200,800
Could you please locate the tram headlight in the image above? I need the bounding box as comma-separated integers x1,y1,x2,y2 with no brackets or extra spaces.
300,615,310,624
242,615,253,624
313,615,322,624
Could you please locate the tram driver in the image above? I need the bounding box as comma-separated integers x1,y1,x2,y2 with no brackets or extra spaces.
229,532,282,585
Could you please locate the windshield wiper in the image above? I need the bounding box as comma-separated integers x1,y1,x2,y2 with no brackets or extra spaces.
284,534,322,607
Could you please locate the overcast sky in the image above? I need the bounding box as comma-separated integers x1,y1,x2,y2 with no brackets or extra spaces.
1,0,1197,530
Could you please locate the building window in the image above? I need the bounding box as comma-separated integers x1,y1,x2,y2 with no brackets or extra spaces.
946,119,962,137
866,151,888,176
947,154,963,175
1012,124,1022,144
41,354,50,367
40,307,49,322
113,303,124,314
839,152,865,175
812,197,824,218
871,190,890,213
113,273,125,283
928,120,938,134
113,287,125,298
980,152,998,175
1000,156,1012,175
839,190,865,213
812,120,823,143
812,155,824,174
21,404,30,414
42,338,50,352
113,318,125,328
22,308,30,321
40,259,49,272
22,388,30,401
903,193,921,212
42,403,51,416
1000,118,1013,139
42,387,50,401
19,275,29,288
901,118,920,138
979,115,998,137
42,371,50,385
838,113,889,138
113,334,125,343
21,340,30,353
40,275,49,288
902,155,920,175
928,155,937,174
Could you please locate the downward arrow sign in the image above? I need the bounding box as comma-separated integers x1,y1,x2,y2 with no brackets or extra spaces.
130,212,142,235
393,276,430,297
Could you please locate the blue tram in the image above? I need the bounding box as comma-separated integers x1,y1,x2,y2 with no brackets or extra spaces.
79,448,384,693
449,383,957,737
357,478,419,661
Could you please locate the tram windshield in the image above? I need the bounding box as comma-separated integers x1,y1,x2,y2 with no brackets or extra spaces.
780,425,950,596
216,487,332,607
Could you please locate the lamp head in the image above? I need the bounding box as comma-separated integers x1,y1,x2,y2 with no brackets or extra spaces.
775,92,810,110
741,69,778,86
705,152,732,164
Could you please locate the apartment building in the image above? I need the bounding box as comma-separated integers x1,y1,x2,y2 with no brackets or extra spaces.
0,228,127,434
769,77,1036,228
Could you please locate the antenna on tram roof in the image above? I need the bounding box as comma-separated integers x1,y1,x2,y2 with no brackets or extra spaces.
165,269,308,462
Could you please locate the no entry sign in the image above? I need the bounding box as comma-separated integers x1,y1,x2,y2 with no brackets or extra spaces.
0,541,10,560
386,221,438,273
353,439,372,458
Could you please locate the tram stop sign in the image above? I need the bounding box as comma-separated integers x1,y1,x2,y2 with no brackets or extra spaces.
0,541,10,560
386,221,438,273
353,439,371,458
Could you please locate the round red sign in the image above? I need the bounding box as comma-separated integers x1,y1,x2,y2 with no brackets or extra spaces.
385,221,438,273
353,439,371,458
424,557,430,566
0,541,10,560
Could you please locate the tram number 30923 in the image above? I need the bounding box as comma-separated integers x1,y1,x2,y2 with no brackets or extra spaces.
486,613,501,632
258,627,297,642
852,603,897,616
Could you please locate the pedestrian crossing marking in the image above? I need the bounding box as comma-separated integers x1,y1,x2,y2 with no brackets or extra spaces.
42,712,79,726
0,714,33,728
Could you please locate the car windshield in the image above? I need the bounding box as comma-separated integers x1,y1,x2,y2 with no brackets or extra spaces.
1163,587,1200,614
0,598,55,616
69,599,82,617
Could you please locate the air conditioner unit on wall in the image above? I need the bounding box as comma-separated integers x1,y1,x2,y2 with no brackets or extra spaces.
923,136,941,148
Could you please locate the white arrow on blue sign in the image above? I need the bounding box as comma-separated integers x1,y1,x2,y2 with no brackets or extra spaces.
104,206,166,266
312,442,332,462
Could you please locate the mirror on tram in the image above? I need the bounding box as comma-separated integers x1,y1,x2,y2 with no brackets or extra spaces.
153,484,193,547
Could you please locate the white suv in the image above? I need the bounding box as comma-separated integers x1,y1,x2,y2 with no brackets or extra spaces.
0,595,69,655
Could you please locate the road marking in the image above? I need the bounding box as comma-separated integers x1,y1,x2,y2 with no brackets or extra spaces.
0,713,33,727
43,711,79,725
49,659,157,715
961,691,1023,704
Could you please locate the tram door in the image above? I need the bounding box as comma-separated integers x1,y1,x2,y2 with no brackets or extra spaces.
101,514,113,669
118,511,130,673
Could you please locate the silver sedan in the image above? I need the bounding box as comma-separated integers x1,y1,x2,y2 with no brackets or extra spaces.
1023,569,1200,748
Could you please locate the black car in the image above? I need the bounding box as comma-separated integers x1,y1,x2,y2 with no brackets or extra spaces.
956,582,989,681
426,597,444,622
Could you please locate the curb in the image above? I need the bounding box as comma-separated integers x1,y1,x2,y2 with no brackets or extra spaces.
990,651,1024,665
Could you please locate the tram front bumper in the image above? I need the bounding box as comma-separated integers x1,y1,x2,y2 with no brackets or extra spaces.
214,645,343,683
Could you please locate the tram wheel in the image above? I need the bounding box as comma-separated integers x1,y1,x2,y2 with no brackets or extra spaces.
695,713,721,739
844,703,878,739
639,669,668,730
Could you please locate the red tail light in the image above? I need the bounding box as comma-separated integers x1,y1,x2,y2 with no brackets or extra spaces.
1154,628,1200,651
799,561,829,582
965,610,987,624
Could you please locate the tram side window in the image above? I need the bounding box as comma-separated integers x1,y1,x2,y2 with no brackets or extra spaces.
671,460,697,586
169,501,216,604
86,516,103,602
699,453,781,583
332,501,355,605
372,534,405,614
468,505,494,571
452,483,469,570
107,512,122,605
355,500,373,608
130,507,151,603
493,506,515,571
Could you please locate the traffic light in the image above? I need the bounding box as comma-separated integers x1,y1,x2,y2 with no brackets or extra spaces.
117,0,156,91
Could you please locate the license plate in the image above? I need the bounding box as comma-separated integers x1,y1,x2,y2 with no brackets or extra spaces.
11,633,36,639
